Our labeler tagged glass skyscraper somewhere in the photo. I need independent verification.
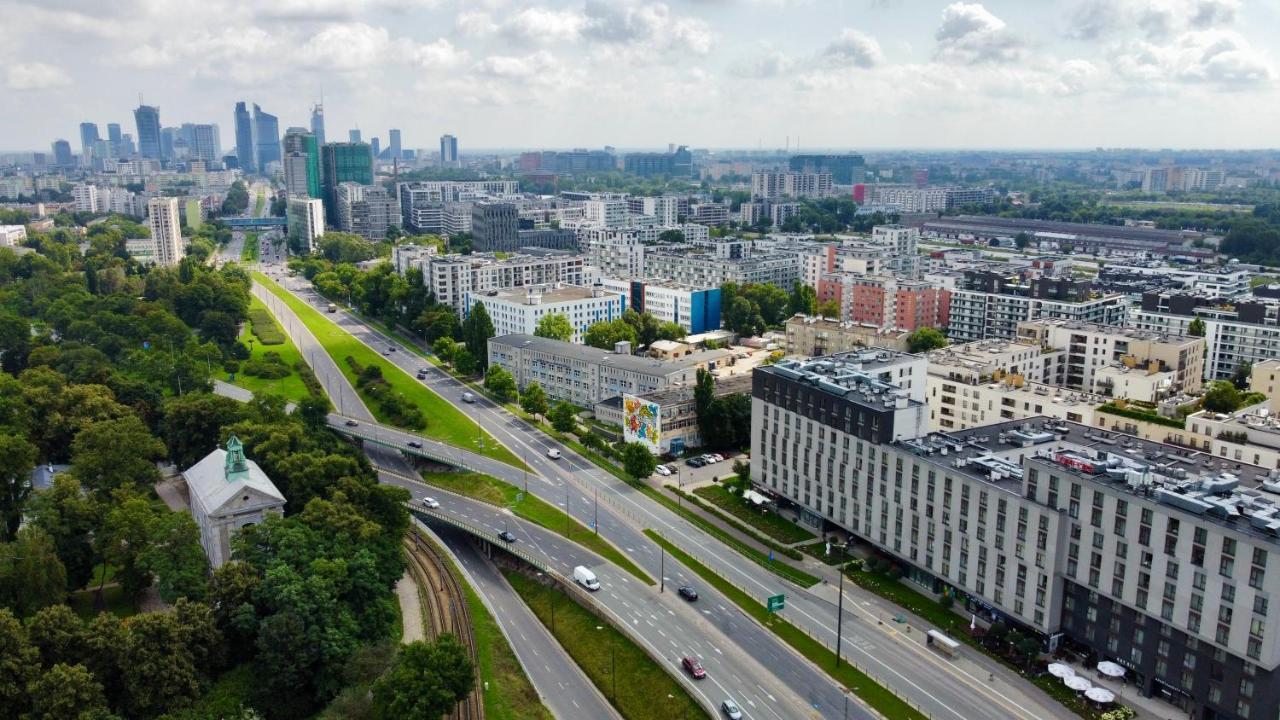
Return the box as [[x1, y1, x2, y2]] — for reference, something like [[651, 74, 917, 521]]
[[133, 104, 161, 159]]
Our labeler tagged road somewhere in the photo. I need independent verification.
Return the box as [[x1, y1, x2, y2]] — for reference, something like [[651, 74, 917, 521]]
[[262, 271, 1074, 720]]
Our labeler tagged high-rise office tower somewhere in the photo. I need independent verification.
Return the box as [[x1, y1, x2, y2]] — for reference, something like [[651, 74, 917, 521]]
[[121, 134, 137, 157], [253, 104, 281, 171], [321, 142, 373, 224], [388, 129, 401, 160], [79, 123, 100, 165], [50, 140, 73, 168], [440, 134, 457, 165], [180, 123, 221, 163], [370, 137, 381, 159], [148, 197, 184, 267], [310, 102, 325, 147], [160, 127, 178, 161], [107, 123, 122, 159], [133, 104, 162, 159], [349, 129, 362, 143], [283, 128, 322, 199], [234, 101, 255, 173]]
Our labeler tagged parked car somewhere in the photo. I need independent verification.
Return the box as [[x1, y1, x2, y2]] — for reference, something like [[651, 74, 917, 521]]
[[420, 497, 440, 509], [721, 699, 742, 719], [547, 448, 562, 459], [654, 465, 671, 476], [497, 530, 517, 543], [344, 420, 359, 427], [682, 656, 706, 679], [407, 440, 423, 449], [677, 586, 698, 601], [710, 453, 725, 463], [685, 457, 705, 468], [701, 454, 719, 464]]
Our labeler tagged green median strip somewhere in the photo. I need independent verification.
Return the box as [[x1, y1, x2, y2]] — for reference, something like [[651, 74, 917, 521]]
[[229, 295, 315, 405], [240, 231, 259, 262], [643, 530, 927, 720], [412, 527, 554, 720], [692, 484, 816, 545], [253, 272, 527, 471], [421, 472, 653, 586], [503, 569, 707, 720]]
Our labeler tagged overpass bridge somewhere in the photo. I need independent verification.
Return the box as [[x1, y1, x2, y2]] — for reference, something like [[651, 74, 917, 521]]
[[326, 413, 530, 479], [224, 216, 286, 229]]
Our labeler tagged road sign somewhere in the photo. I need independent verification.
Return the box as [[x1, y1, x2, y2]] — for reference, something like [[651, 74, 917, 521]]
[[767, 594, 785, 613]]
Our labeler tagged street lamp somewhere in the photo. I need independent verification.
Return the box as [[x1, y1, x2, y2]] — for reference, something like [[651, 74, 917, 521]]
[[596, 625, 616, 701], [836, 539, 848, 668]]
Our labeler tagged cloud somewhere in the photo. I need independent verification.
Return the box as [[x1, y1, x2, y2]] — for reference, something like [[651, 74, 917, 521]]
[[735, 49, 796, 78], [1111, 29, 1273, 89], [413, 38, 468, 68], [297, 23, 415, 70], [934, 3, 1023, 64], [6, 62, 71, 90], [1067, 0, 1242, 41], [581, 1, 714, 55], [823, 28, 884, 68], [504, 7, 586, 42]]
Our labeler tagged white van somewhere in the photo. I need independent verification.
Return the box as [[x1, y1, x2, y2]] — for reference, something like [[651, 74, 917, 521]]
[[573, 565, 600, 591]]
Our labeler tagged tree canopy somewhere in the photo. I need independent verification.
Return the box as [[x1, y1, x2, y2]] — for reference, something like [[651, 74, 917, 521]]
[[533, 313, 573, 342]]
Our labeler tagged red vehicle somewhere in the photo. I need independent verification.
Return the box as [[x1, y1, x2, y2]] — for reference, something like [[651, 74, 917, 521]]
[[682, 656, 706, 679]]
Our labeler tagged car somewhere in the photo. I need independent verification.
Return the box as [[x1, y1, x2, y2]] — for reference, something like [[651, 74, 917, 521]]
[[701, 454, 718, 464], [420, 497, 440, 509], [416, 369, 428, 378], [654, 464, 671, 476], [677, 585, 698, 601], [497, 530, 517, 543], [711, 453, 725, 462], [546, 448, 562, 459], [721, 699, 742, 719], [407, 440, 423, 449], [681, 656, 706, 679], [381, 349, 391, 356], [685, 457, 705, 468], [388, 347, 396, 352], [461, 392, 476, 404], [344, 420, 359, 427]]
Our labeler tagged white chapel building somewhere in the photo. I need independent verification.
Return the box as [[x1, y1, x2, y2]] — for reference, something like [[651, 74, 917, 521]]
[[182, 435, 286, 568]]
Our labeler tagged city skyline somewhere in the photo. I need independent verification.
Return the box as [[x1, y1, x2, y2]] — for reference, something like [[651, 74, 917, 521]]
[[2, 0, 1279, 151]]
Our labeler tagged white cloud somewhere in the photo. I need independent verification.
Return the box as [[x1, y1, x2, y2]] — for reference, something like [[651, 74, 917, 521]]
[[934, 3, 1023, 64], [504, 7, 586, 42], [456, 10, 499, 37], [823, 28, 883, 68], [735, 49, 796, 78], [297, 23, 414, 70], [1112, 29, 1272, 89], [6, 62, 71, 90], [1068, 0, 1243, 41], [413, 38, 468, 68], [581, 1, 714, 55]]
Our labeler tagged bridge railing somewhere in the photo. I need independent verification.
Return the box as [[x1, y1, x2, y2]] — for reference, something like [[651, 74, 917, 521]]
[[332, 422, 490, 474], [407, 504, 550, 573]]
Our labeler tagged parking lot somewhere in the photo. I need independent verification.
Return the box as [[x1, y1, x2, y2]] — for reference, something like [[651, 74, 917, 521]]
[[655, 452, 745, 490]]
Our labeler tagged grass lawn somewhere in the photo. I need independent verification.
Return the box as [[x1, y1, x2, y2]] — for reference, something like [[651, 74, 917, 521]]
[[253, 272, 525, 470], [693, 484, 816, 545], [503, 569, 706, 720], [240, 231, 259, 262], [67, 584, 135, 619], [644, 530, 927, 720], [253, 189, 266, 216], [229, 295, 313, 404], [420, 471, 653, 585]]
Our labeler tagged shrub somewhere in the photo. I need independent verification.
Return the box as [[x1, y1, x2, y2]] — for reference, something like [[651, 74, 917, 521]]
[[939, 594, 954, 610]]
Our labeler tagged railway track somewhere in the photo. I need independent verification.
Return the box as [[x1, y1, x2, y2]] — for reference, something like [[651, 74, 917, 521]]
[[403, 529, 484, 720]]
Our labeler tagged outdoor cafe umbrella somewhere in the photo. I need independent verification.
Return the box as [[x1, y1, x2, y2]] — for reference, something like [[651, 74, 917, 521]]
[[1065, 676, 1094, 692], [1047, 663, 1075, 679], [1085, 687, 1116, 704], [1097, 661, 1126, 678]]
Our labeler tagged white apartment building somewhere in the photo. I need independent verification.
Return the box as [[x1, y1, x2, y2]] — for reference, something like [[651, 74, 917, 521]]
[[1131, 296, 1280, 382], [635, 196, 678, 225], [870, 225, 920, 278], [72, 183, 97, 212], [769, 203, 802, 228], [595, 277, 722, 334], [468, 284, 625, 344], [582, 198, 630, 228], [870, 185, 950, 212], [751, 171, 833, 201], [948, 290, 1127, 343], [583, 227, 647, 279], [643, 247, 801, 290], [420, 251, 589, 313], [0, 225, 26, 247], [147, 196, 184, 267], [1108, 265, 1252, 299], [286, 197, 325, 253], [1016, 319, 1205, 397]]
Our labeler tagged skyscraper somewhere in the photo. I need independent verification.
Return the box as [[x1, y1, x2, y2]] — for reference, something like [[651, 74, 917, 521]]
[[310, 102, 325, 147], [50, 140, 73, 168], [321, 142, 373, 224], [180, 123, 221, 163], [160, 127, 178, 161], [283, 128, 322, 199], [388, 129, 401, 160], [107, 123, 122, 159], [253, 104, 281, 171], [133, 104, 162, 159], [79, 123, 100, 165], [349, 129, 362, 143], [370, 137, 381, 160], [148, 197, 184, 267], [440, 134, 457, 165], [234, 101, 255, 173]]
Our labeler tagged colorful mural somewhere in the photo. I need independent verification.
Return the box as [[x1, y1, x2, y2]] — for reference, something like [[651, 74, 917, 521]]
[[622, 394, 661, 452]]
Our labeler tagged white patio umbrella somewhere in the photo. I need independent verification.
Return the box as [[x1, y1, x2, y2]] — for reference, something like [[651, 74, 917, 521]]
[[1097, 661, 1126, 678], [1047, 663, 1075, 679], [1065, 675, 1093, 692], [1085, 687, 1116, 703]]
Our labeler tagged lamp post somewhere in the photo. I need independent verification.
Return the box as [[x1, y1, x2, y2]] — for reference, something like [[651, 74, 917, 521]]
[[594, 488, 598, 536], [836, 540, 848, 668], [660, 545, 665, 593]]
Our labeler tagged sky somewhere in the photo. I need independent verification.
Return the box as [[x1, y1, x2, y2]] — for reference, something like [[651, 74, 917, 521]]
[[2, 0, 1279, 152]]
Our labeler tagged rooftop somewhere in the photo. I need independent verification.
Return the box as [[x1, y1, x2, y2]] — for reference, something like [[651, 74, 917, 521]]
[[490, 334, 732, 375], [485, 283, 619, 305], [760, 350, 922, 412], [1018, 318, 1199, 345]]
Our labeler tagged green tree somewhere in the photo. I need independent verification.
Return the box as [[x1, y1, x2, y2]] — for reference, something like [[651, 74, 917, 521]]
[[370, 636, 474, 720], [162, 392, 248, 469], [140, 511, 210, 604], [583, 318, 637, 350], [29, 475, 100, 592], [621, 309, 662, 347], [207, 561, 260, 657], [655, 321, 686, 342], [432, 337, 457, 365], [694, 369, 715, 442], [1188, 317, 1206, 337], [118, 609, 205, 717], [1014, 231, 1031, 250], [1203, 380, 1243, 413], [816, 298, 841, 318], [99, 493, 159, 602], [484, 365, 518, 403], [462, 302, 495, 371], [69, 416, 166, 499], [452, 348, 477, 376], [0, 527, 67, 617], [520, 382, 548, 418], [788, 281, 817, 316], [656, 229, 685, 243], [26, 603, 85, 669], [549, 402, 577, 433], [724, 295, 764, 336], [27, 662, 111, 720], [0, 434, 37, 541], [621, 442, 657, 480], [0, 609, 37, 718], [533, 313, 573, 342], [1231, 361, 1253, 391], [906, 327, 948, 353]]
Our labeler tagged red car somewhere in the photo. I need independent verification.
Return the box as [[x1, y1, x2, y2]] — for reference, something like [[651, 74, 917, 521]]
[[682, 656, 706, 679]]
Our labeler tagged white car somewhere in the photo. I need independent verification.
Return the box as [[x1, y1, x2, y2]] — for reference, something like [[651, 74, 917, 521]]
[[547, 448, 562, 459], [654, 464, 672, 476], [701, 454, 719, 464], [721, 699, 742, 719], [420, 497, 440, 509]]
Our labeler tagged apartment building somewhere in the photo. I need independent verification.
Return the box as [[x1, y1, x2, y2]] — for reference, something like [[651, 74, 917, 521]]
[[595, 278, 722, 334], [285, 197, 325, 253], [1131, 293, 1280, 382], [784, 314, 912, 355], [688, 202, 730, 226], [751, 170, 834, 201], [335, 182, 398, 240], [419, 250, 589, 313], [0, 225, 27, 247], [817, 273, 950, 331], [583, 227, 647, 279], [1016, 319, 1205, 398], [948, 271, 1126, 343], [147, 196, 184, 267], [643, 247, 801, 290], [869, 225, 920, 278], [467, 284, 625, 345], [488, 334, 731, 406], [1105, 265, 1252, 299], [390, 242, 437, 277]]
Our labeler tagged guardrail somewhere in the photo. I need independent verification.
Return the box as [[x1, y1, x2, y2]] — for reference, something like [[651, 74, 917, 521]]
[[406, 504, 550, 574], [334, 421, 492, 474]]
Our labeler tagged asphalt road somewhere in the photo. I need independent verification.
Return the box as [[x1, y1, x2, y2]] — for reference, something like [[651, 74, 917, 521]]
[[263, 271, 1071, 720]]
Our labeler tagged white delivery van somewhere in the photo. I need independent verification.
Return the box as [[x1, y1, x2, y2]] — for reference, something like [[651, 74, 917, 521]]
[[573, 565, 600, 591]]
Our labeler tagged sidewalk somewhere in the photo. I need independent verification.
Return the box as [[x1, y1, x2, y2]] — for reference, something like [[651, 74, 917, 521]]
[[1056, 658, 1185, 720]]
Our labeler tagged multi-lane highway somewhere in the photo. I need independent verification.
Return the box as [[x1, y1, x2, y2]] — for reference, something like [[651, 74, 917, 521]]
[[256, 259, 1073, 720]]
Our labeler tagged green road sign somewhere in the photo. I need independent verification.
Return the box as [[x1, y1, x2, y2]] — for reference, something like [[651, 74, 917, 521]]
[[767, 594, 785, 613]]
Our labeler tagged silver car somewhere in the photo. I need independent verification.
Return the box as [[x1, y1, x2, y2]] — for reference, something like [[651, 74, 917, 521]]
[[721, 699, 742, 719]]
